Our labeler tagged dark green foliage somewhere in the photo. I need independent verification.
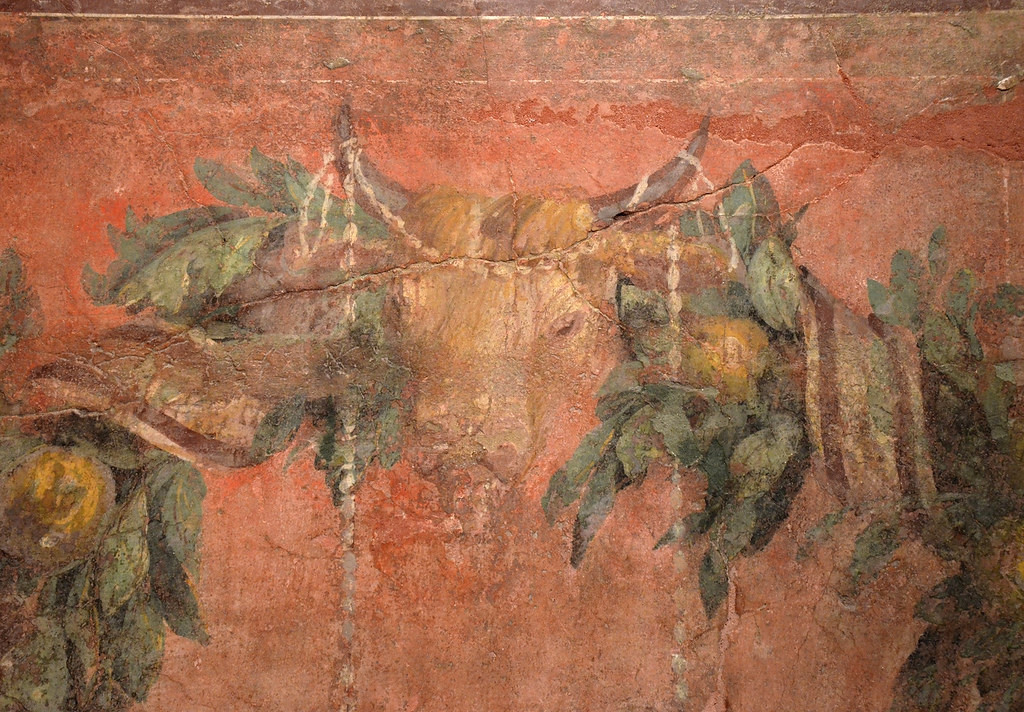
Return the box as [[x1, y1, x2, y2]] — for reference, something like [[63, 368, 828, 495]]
[[0, 420, 208, 711], [718, 160, 782, 260], [868, 250, 926, 331], [103, 592, 166, 702], [302, 288, 408, 508], [699, 547, 729, 618], [96, 488, 150, 615], [868, 230, 1024, 712], [313, 383, 406, 508], [543, 416, 625, 521], [145, 453, 208, 643], [82, 149, 389, 325], [0, 616, 69, 712], [0, 247, 42, 362], [678, 207, 721, 240], [81, 206, 244, 321], [543, 160, 809, 610], [571, 454, 623, 566], [250, 395, 307, 463]]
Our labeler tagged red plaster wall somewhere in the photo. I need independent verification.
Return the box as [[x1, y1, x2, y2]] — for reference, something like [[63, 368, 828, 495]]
[[0, 12, 1021, 712]]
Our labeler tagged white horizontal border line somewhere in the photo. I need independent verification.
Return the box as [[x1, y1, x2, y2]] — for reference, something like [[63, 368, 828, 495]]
[[70, 75, 993, 83], [5, 10, 1020, 20]]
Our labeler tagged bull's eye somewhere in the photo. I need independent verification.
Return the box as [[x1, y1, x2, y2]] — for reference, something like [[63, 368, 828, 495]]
[[550, 311, 585, 340]]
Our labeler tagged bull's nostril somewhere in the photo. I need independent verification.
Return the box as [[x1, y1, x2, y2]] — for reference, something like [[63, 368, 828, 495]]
[[551, 311, 585, 339]]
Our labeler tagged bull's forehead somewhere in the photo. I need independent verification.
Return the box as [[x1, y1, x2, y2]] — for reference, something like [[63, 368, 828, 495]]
[[398, 261, 587, 355]]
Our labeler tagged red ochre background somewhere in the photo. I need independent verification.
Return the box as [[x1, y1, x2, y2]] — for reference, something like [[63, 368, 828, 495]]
[[1, 12, 1022, 712]]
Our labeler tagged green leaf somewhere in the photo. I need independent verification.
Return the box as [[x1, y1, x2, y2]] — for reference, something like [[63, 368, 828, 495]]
[[746, 236, 801, 333], [147, 545, 209, 644], [595, 389, 646, 423], [849, 519, 899, 594], [249, 147, 296, 213], [719, 495, 760, 559], [650, 390, 701, 467], [135, 207, 242, 250], [103, 593, 166, 701], [617, 282, 670, 329], [615, 405, 660, 483], [375, 403, 402, 469], [980, 369, 1013, 448], [729, 413, 802, 499], [0, 248, 42, 360], [694, 401, 747, 451], [85, 207, 245, 309], [719, 160, 781, 260], [928, 225, 948, 279], [349, 201, 391, 240], [542, 417, 621, 521], [194, 157, 277, 212], [867, 279, 897, 325], [0, 616, 69, 712], [284, 172, 329, 224], [63, 598, 100, 703], [678, 208, 721, 239], [919, 310, 975, 392], [699, 547, 729, 618], [983, 283, 1024, 318], [96, 488, 150, 616], [118, 216, 271, 319], [654, 521, 685, 549], [250, 395, 307, 462], [889, 250, 925, 329], [570, 454, 622, 567], [699, 436, 732, 503], [145, 454, 206, 580], [944, 268, 976, 326]]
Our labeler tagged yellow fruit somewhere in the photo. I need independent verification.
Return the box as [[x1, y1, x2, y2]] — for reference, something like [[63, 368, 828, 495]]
[[681, 316, 769, 402], [0, 448, 115, 569]]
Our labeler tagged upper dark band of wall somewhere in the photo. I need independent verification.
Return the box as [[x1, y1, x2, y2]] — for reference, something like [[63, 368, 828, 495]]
[[0, 0, 1014, 16]]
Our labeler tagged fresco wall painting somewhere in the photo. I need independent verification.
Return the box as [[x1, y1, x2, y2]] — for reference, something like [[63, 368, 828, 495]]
[[1, 9, 1023, 712]]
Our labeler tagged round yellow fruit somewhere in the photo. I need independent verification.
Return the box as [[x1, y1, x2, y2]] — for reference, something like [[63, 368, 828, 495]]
[[680, 316, 770, 402], [0, 447, 115, 569]]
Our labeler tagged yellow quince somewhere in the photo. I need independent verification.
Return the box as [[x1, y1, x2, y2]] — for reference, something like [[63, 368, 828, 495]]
[[681, 316, 770, 403], [0, 448, 115, 569]]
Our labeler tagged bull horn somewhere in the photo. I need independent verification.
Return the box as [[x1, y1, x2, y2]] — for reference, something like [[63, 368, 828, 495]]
[[334, 104, 413, 222], [589, 111, 711, 229]]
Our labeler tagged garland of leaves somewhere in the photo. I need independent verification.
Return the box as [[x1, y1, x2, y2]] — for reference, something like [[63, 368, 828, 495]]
[[2, 147, 406, 711], [1, 420, 207, 712], [543, 160, 810, 618], [82, 148, 386, 326], [862, 230, 1024, 711]]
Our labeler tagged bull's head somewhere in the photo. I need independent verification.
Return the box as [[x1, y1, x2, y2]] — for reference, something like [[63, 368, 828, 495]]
[[30, 106, 714, 496]]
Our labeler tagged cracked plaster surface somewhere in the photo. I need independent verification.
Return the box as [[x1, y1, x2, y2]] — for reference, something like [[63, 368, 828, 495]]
[[0, 10, 1022, 712]]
